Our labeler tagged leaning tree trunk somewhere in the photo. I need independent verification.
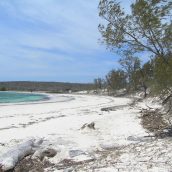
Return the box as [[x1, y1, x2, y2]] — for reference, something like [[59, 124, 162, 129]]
[[143, 84, 148, 98], [162, 92, 172, 113]]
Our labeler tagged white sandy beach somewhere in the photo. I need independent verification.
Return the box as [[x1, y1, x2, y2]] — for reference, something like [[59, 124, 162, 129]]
[[0, 94, 145, 146], [1, 94, 172, 172], [0, 94, 146, 169]]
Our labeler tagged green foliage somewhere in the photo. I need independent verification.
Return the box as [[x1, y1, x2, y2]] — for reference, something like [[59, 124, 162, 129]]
[[140, 60, 154, 87], [94, 78, 105, 90], [99, 0, 172, 96], [152, 56, 172, 93], [0, 87, 7, 91], [99, 0, 172, 59], [106, 69, 126, 90], [119, 51, 141, 91]]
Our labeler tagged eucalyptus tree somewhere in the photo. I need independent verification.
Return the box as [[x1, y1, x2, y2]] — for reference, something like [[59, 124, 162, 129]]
[[98, 0, 172, 63], [119, 50, 141, 91], [94, 78, 104, 90], [106, 69, 126, 90]]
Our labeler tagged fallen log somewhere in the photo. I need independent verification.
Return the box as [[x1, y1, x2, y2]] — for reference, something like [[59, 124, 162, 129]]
[[0, 139, 43, 171]]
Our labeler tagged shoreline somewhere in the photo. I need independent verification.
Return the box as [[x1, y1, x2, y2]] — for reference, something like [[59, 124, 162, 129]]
[[0, 92, 74, 106], [1, 94, 168, 171]]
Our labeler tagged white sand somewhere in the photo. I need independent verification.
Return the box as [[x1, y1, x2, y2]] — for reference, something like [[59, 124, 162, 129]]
[[0, 93, 151, 170], [0, 94, 145, 143]]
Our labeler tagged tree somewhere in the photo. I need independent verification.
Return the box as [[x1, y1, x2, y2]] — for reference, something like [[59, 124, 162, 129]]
[[119, 51, 141, 91], [153, 56, 172, 94], [94, 78, 104, 90], [106, 69, 126, 90], [0, 87, 7, 91], [99, 0, 172, 63], [139, 60, 154, 97]]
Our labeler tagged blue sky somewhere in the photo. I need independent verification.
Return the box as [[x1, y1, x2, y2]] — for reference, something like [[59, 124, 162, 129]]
[[0, 0, 133, 83]]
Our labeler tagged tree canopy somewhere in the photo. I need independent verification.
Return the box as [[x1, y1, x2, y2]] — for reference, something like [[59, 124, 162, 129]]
[[98, 0, 172, 95], [99, 0, 172, 62]]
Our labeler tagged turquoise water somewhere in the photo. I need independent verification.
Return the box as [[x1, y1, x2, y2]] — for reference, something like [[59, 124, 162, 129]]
[[0, 91, 48, 103]]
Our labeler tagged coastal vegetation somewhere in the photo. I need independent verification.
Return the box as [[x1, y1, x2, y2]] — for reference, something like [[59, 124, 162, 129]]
[[0, 81, 93, 93], [96, 0, 172, 98], [0, 87, 6, 91]]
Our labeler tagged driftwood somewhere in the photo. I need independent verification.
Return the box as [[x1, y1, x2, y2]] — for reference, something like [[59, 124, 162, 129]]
[[81, 122, 95, 130], [162, 93, 172, 105], [0, 139, 43, 171]]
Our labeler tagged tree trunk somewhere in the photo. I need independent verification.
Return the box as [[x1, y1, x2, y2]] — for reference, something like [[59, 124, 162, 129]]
[[143, 84, 148, 98]]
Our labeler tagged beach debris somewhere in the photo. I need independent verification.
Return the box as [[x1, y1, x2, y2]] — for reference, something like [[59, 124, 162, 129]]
[[0, 138, 43, 171], [69, 150, 86, 158], [63, 167, 74, 172], [13, 155, 44, 172], [101, 105, 128, 112], [56, 155, 95, 170], [0, 143, 5, 147], [100, 143, 120, 151], [32, 148, 57, 161], [81, 122, 95, 130]]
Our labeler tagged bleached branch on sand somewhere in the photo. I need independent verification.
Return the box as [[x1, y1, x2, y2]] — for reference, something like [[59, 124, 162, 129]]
[[0, 139, 43, 171]]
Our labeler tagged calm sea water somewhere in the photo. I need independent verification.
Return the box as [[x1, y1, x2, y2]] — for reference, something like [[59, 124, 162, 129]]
[[0, 91, 48, 103]]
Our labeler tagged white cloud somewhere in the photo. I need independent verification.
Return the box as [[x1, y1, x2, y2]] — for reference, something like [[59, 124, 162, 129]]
[[0, 0, 102, 55], [0, 0, 134, 82]]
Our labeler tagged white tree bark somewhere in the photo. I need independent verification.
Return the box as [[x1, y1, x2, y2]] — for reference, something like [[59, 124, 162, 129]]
[[0, 139, 43, 171]]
